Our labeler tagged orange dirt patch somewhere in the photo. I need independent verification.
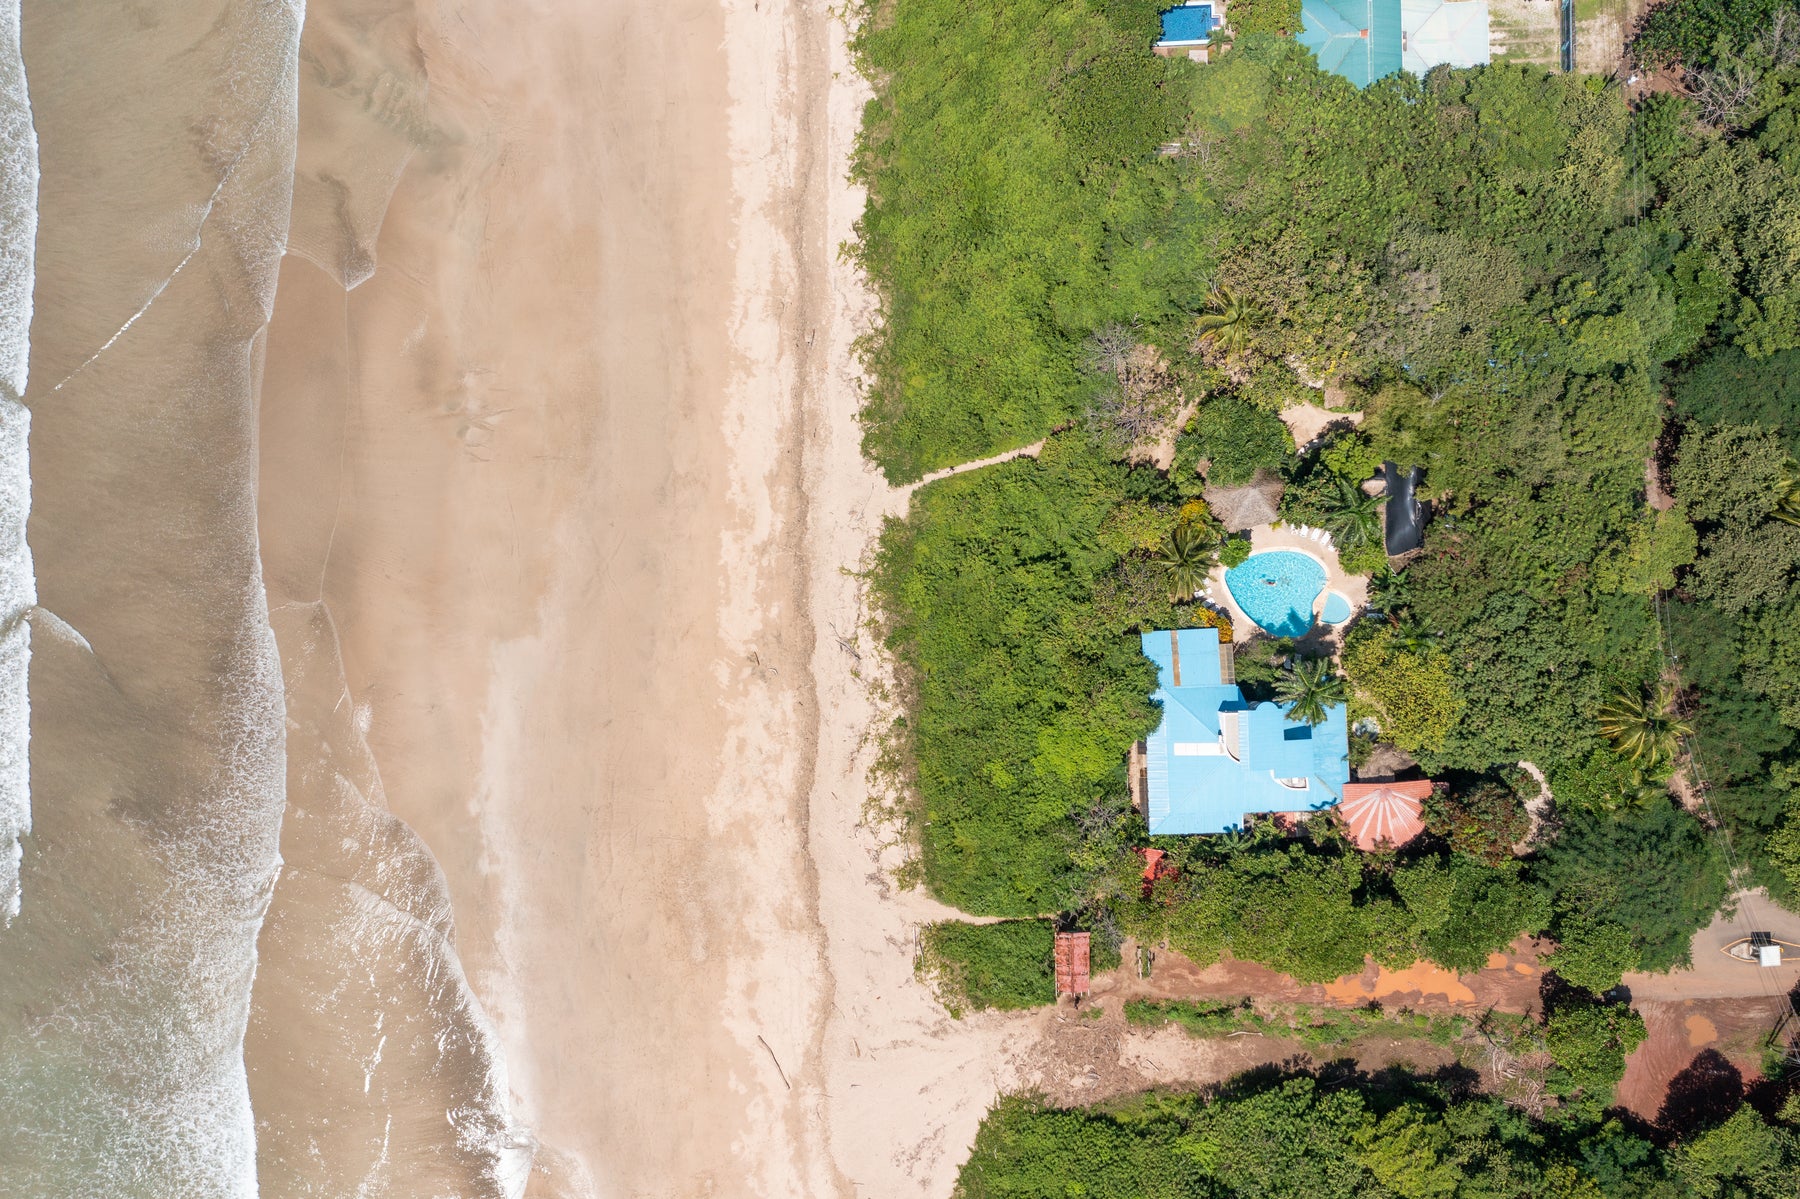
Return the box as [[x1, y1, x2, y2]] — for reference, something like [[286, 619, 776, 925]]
[[1615, 997, 1787, 1124], [1323, 961, 1476, 1006], [1120, 935, 1550, 1016]]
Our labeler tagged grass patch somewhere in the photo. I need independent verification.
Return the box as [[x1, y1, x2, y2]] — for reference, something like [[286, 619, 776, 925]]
[[1123, 997, 1470, 1048], [918, 920, 1056, 1016]]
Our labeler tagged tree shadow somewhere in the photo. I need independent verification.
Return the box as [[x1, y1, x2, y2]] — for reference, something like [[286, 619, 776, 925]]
[[1656, 1048, 1744, 1135]]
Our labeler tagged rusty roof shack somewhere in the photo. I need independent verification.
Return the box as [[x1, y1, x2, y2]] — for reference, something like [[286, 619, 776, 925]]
[[1054, 931, 1090, 999]]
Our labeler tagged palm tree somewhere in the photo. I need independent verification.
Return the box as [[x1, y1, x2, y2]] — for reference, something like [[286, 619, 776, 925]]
[[1193, 286, 1265, 356], [1605, 768, 1671, 813], [1366, 566, 1410, 616], [1772, 462, 1800, 528], [1323, 474, 1384, 554], [1276, 655, 1348, 727], [1154, 523, 1213, 600], [1597, 683, 1692, 769], [1390, 611, 1440, 653]]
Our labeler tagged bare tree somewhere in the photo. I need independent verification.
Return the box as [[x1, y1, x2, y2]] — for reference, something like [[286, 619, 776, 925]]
[[1687, 12, 1800, 128], [1082, 325, 1178, 451], [1691, 59, 1761, 126], [1756, 9, 1800, 67]]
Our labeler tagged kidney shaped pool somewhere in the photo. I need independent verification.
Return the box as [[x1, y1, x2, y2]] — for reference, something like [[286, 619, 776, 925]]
[[1224, 550, 1327, 638]]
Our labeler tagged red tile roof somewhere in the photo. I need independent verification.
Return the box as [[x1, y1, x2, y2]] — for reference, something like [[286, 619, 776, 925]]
[[1338, 780, 1431, 851]]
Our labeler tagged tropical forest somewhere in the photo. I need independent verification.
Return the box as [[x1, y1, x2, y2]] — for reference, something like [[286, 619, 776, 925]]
[[854, 0, 1800, 1190]]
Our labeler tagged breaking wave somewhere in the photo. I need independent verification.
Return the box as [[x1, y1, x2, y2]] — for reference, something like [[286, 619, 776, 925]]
[[0, 0, 35, 926]]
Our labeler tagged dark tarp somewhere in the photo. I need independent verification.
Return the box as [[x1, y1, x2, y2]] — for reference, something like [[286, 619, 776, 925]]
[[1383, 461, 1428, 555]]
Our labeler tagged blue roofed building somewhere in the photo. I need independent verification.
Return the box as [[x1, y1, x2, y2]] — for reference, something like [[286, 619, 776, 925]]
[[1297, 0, 1489, 88], [1131, 627, 1350, 834], [1155, 3, 1221, 59]]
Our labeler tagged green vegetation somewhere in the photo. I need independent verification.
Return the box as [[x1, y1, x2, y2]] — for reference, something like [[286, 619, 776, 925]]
[[1632, 0, 1797, 69], [1226, 0, 1303, 38], [1541, 997, 1647, 1118], [1174, 395, 1293, 488], [1675, 348, 1800, 454], [1597, 684, 1693, 769], [1274, 656, 1346, 727], [850, 0, 1195, 481], [862, 0, 1800, 993], [917, 919, 1055, 1015], [1534, 803, 1731, 975], [1125, 997, 1468, 1048], [958, 1074, 1800, 1198], [1422, 775, 1531, 866], [1340, 625, 1463, 756], [1128, 989, 1643, 1117], [1109, 834, 1548, 981]]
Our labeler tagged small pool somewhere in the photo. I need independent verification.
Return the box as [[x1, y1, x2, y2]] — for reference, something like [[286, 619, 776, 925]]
[[1224, 551, 1327, 638], [1321, 591, 1354, 625]]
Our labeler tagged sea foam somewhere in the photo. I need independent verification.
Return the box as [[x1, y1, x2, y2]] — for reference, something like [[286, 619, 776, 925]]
[[0, 0, 36, 925]]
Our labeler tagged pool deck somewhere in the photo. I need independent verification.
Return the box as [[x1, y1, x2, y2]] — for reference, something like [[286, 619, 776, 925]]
[[1201, 524, 1369, 649]]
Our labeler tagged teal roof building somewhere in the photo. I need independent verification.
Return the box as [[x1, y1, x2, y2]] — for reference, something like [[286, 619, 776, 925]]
[[1298, 0, 1490, 88], [1136, 628, 1349, 835]]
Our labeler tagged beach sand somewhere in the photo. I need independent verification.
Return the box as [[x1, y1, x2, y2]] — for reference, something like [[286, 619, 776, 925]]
[[253, 0, 1043, 1194]]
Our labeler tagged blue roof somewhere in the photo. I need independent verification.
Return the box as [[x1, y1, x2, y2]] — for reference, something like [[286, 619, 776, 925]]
[[1298, 0, 1491, 87], [1140, 628, 1350, 835], [1297, 0, 1404, 88], [1158, 4, 1214, 44]]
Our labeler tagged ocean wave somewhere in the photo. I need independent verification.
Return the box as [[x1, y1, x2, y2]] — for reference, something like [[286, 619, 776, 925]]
[[0, 0, 35, 927]]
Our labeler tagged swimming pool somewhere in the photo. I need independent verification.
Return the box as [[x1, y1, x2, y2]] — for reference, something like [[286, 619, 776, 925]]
[[1321, 591, 1354, 625], [1224, 550, 1327, 638]]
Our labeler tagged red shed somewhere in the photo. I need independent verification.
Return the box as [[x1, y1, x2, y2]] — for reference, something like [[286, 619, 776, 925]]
[[1054, 931, 1090, 998]]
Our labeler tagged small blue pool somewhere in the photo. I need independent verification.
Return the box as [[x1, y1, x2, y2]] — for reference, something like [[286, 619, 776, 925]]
[[1322, 591, 1354, 625], [1225, 550, 1327, 638]]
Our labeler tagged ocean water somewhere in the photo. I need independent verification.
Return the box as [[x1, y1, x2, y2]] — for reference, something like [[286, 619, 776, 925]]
[[0, 0, 35, 930], [0, 2, 533, 1195]]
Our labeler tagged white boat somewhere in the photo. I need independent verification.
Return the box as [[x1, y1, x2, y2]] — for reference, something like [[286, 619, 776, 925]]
[[1720, 932, 1800, 967]]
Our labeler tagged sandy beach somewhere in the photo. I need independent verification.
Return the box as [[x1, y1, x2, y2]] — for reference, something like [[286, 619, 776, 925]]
[[252, 0, 1041, 1193]]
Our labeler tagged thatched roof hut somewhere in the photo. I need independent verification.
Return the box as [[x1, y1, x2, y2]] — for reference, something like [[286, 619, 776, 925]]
[[1203, 469, 1284, 532]]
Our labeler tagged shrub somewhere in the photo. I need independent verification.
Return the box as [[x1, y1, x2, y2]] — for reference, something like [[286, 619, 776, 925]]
[[1124, 998, 1467, 1047], [1226, 0, 1303, 37], [874, 435, 1165, 914], [1423, 777, 1531, 865], [918, 920, 1055, 1016], [1340, 626, 1464, 756], [1338, 541, 1388, 576], [1413, 857, 1551, 974], [1117, 841, 1543, 981], [1532, 802, 1731, 973], [850, 0, 1194, 480], [1544, 998, 1648, 1116], [956, 1074, 1700, 1198], [1179, 395, 1293, 487], [1219, 535, 1252, 568]]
